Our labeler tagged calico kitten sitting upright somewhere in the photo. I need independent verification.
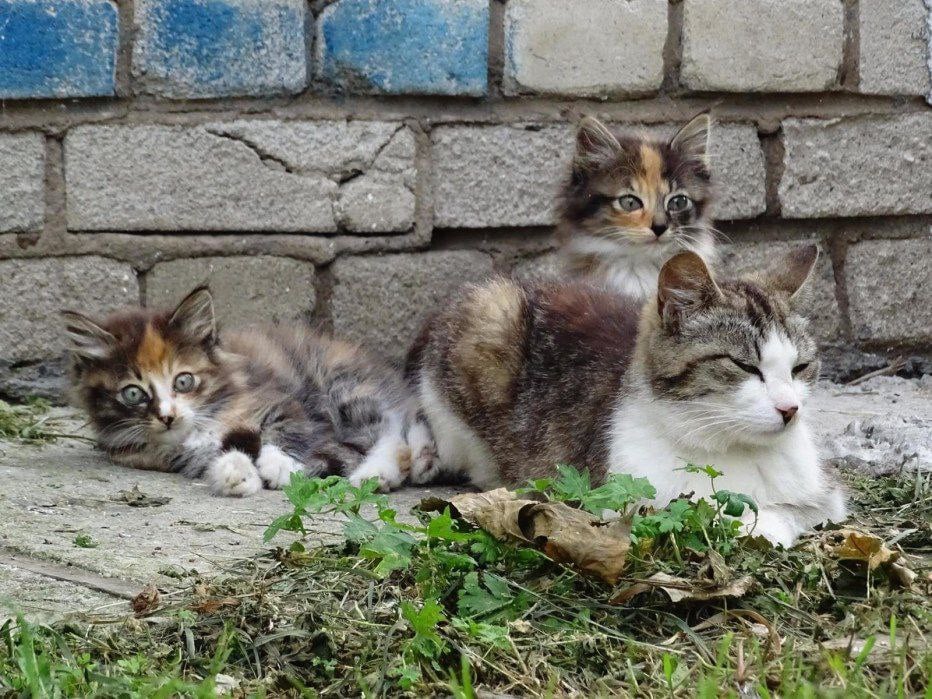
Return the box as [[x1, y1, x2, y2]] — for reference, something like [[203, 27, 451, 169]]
[[408, 246, 846, 547], [63, 287, 435, 496], [557, 113, 717, 299]]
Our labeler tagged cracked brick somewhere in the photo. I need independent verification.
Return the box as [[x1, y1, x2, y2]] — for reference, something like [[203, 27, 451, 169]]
[[65, 121, 416, 233]]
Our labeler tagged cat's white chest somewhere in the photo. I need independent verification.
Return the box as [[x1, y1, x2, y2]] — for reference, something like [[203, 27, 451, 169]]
[[608, 402, 843, 546]]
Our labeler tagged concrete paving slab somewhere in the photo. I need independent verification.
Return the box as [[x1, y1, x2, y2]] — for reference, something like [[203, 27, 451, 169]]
[[0, 378, 928, 620]]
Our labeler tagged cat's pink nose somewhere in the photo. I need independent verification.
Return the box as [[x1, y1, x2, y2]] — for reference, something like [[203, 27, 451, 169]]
[[158, 414, 175, 429], [776, 405, 798, 425]]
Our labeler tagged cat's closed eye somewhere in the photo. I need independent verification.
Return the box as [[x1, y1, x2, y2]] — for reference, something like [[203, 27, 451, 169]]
[[729, 357, 763, 380], [792, 362, 811, 375]]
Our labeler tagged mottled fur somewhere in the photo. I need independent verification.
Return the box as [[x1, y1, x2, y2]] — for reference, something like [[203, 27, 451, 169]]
[[64, 287, 436, 496], [411, 247, 846, 546], [557, 113, 718, 300]]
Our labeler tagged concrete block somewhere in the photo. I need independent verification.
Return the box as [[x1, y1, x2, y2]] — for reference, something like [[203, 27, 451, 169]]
[[681, 0, 844, 92], [0, 257, 138, 364], [504, 0, 666, 97], [317, 0, 488, 96], [846, 237, 932, 344], [65, 121, 415, 232], [330, 251, 494, 361], [859, 0, 931, 96], [132, 0, 308, 98], [145, 256, 316, 329], [0, 133, 44, 233], [0, 0, 117, 98], [779, 114, 932, 217]]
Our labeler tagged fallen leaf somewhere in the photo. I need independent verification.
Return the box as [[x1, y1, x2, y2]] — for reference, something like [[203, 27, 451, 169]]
[[423, 488, 632, 585], [823, 529, 898, 569], [111, 485, 171, 508], [131, 584, 160, 616], [191, 596, 240, 614], [611, 572, 755, 605]]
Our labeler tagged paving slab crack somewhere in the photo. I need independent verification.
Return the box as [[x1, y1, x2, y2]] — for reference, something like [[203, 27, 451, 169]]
[[0, 549, 141, 601]]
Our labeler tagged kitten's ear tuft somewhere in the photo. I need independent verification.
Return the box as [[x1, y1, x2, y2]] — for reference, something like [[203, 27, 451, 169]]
[[762, 245, 819, 300], [658, 252, 721, 320], [169, 285, 217, 346], [61, 311, 116, 360], [670, 112, 712, 168], [574, 116, 621, 171]]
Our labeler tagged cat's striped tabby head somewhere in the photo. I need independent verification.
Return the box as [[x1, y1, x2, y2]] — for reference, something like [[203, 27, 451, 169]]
[[558, 113, 716, 279], [62, 287, 232, 451], [638, 246, 820, 449]]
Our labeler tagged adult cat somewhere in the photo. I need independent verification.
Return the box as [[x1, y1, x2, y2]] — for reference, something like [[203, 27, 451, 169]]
[[408, 247, 846, 547]]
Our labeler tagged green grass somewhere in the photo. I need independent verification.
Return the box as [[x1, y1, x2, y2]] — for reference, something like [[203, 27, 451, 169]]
[[0, 469, 929, 698]]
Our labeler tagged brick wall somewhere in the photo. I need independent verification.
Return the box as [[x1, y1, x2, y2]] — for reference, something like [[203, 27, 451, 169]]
[[0, 0, 930, 399]]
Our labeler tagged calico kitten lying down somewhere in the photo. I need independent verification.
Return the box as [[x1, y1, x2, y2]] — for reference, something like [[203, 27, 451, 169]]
[[409, 246, 846, 547], [63, 287, 435, 496], [557, 113, 717, 300]]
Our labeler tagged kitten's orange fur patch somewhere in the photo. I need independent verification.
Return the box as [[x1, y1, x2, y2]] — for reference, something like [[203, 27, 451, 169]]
[[136, 324, 171, 371]]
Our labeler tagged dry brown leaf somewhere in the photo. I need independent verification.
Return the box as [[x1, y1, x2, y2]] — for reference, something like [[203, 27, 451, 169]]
[[831, 529, 896, 570], [429, 488, 632, 585], [191, 596, 240, 614], [131, 584, 160, 616], [611, 572, 756, 605]]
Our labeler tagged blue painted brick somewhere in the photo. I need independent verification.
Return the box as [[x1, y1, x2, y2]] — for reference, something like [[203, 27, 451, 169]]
[[133, 0, 308, 98], [0, 0, 117, 99], [317, 0, 488, 96]]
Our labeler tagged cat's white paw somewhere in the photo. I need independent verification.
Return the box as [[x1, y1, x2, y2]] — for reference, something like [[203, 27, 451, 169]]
[[256, 445, 304, 489], [208, 451, 262, 497], [348, 444, 408, 493], [407, 423, 439, 485]]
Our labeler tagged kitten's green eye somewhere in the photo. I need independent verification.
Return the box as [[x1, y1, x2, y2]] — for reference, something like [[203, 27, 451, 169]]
[[120, 385, 148, 405], [729, 357, 763, 380], [667, 194, 692, 213], [173, 372, 196, 393], [614, 194, 643, 212], [792, 362, 811, 375]]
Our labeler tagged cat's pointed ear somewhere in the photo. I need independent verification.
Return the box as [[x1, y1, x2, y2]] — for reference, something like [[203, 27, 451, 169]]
[[574, 116, 621, 171], [670, 112, 712, 168], [168, 285, 217, 346], [61, 311, 116, 360], [658, 252, 722, 321], [761, 245, 819, 301]]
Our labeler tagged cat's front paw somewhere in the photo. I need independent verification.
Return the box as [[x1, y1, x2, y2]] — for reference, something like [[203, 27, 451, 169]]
[[256, 445, 304, 489], [348, 447, 407, 493], [406, 422, 439, 485], [208, 451, 262, 497]]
